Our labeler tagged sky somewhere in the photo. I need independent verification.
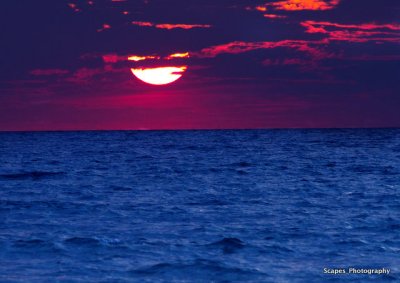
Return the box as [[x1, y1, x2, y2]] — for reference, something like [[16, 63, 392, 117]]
[[0, 0, 399, 131]]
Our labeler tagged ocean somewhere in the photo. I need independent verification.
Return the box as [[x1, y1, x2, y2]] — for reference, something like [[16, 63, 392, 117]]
[[0, 129, 399, 282]]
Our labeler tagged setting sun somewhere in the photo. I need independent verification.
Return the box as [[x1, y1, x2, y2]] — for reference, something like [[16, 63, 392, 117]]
[[130, 66, 187, 85]]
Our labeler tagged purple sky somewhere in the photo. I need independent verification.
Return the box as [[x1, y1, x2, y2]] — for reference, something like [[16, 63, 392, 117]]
[[1, 0, 399, 131]]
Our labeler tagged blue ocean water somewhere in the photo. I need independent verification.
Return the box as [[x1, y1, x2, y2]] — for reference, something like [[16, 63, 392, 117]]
[[0, 129, 399, 282]]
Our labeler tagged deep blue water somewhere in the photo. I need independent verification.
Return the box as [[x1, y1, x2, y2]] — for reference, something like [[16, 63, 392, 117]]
[[0, 129, 399, 282]]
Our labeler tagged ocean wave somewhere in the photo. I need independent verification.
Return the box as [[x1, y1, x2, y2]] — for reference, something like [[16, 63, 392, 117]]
[[131, 259, 263, 278], [12, 239, 63, 253], [230, 161, 253, 168], [0, 171, 64, 181], [208, 237, 245, 254], [63, 236, 124, 248], [64, 237, 101, 246]]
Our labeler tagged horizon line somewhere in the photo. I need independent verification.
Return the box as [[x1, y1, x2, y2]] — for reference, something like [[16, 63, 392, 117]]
[[0, 126, 399, 134]]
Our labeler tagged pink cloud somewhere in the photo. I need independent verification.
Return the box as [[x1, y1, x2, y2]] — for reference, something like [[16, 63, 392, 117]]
[[301, 21, 400, 43], [268, 0, 340, 11], [67, 3, 81, 13], [196, 40, 332, 60], [247, 0, 340, 13], [131, 21, 153, 27], [102, 54, 128, 63], [263, 14, 287, 19], [132, 21, 211, 30], [97, 23, 111, 32]]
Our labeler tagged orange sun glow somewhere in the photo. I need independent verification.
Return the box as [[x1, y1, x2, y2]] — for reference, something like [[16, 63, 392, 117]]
[[131, 66, 187, 85]]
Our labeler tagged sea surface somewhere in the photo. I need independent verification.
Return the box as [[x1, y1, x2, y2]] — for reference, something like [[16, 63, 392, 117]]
[[0, 129, 399, 282]]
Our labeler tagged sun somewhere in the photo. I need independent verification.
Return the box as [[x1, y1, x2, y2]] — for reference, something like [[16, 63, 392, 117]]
[[131, 66, 187, 86]]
